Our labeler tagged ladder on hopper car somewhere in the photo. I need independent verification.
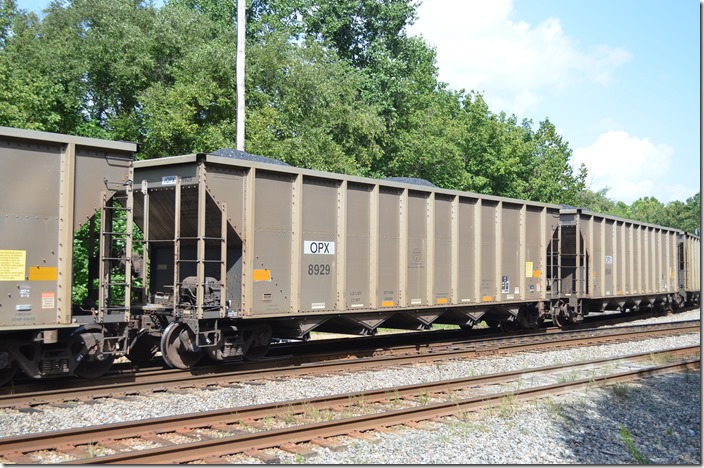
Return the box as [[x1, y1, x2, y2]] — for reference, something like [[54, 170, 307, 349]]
[[97, 178, 134, 323], [169, 172, 228, 321]]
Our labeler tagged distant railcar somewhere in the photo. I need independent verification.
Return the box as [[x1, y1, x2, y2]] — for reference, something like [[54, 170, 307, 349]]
[[681, 231, 701, 303], [547, 208, 698, 326]]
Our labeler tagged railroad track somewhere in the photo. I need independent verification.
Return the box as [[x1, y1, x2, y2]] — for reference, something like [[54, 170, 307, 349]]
[[0, 346, 698, 464], [0, 306, 684, 392], [0, 319, 698, 409]]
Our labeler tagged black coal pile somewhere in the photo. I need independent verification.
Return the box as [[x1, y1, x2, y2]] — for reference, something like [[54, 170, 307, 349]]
[[383, 177, 438, 188], [211, 148, 291, 167]]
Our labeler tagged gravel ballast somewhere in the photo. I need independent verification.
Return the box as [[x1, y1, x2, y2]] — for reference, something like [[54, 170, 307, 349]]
[[0, 309, 699, 464]]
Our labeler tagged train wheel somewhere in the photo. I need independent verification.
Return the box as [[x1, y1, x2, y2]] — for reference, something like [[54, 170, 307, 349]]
[[653, 303, 666, 316], [74, 355, 116, 379], [0, 365, 17, 387], [160, 322, 202, 369], [0, 350, 16, 386], [71, 330, 116, 379], [516, 305, 541, 330], [243, 324, 272, 361], [533, 316, 545, 328], [551, 311, 568, 328], [127, 334, 159, 366]]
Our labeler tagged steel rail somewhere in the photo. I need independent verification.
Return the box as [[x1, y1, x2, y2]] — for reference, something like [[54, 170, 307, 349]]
[[0, 321, 698, 409], [65, 357, 700, 464], [0, 346, 697, 460]]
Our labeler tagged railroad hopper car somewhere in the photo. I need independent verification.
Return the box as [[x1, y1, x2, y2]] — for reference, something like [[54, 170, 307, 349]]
[[0, 126, 136, 385], [128, 152, 565, 369], [0, 126, 700, 385], [681, 231, 701, 302], [548, 209, 700, 326]]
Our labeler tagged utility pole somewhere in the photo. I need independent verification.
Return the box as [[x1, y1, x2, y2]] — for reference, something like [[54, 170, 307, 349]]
[[236, 0, 246, 151]]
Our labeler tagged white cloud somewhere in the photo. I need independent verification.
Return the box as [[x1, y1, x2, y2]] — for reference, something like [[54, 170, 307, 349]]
[[572, 130, 679, 204], [407, 0, 631, 115]]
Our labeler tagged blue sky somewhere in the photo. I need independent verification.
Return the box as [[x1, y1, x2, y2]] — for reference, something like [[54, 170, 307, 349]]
[[18, 0, 701, 204], [406, 0, 700, 204]]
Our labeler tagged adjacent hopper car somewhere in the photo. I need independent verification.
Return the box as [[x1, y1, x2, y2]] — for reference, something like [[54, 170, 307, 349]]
[[0, 127, 699, 385]]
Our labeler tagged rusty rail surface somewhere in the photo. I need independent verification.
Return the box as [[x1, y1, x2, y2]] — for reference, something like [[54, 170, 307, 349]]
[[0, 320, 698, 410], [86, 359, 700, 464], [0, 346, 698, 464]]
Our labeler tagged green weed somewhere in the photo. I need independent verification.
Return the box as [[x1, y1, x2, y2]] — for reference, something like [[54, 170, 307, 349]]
[[610, 382, 630, 398], [619, 425, 650, 464], [544, 398, 564, 418], [497, 393, 519, 418], [649, 352, 672, 365]]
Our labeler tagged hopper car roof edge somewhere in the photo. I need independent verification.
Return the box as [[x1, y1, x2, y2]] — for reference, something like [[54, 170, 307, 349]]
[[561, 207, 696, 235], [134, 152, 565, 210], [0, 126, 138, 153]]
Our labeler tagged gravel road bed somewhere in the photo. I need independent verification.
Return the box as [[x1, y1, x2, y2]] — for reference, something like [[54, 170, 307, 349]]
[[0, 309, 699, 464]]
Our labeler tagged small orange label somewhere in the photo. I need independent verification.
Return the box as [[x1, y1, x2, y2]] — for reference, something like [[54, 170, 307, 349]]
[[29, 266, 58, 281], [482, 295, 493, 302], [253, 269, 271, 282], [436, 298, 448, 304], [381, 300, 395, 307]]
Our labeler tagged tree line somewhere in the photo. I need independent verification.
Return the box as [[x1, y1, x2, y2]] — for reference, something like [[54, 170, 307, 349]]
[[0, 0, 699, 233]]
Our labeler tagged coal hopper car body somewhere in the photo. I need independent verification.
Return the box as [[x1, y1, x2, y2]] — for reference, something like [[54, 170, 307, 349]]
[[130, 152, 565, 367], [0, 126, 699, 384]]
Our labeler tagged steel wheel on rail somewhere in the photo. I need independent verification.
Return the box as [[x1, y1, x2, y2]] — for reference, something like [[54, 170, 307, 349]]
[[551, 311, 568, 328], [242, 324, 272, 361], [550, 302, 570, 328], [0, 367, 17, 387], [74, 354, 115, 379], [160, 322, 203, 369], [126, 331, 159, 366], [70, 329, 116, 379], [0, 350, 17, 387]]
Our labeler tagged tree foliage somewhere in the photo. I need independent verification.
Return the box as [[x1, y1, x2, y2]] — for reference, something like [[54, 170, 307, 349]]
[[1, 0, 696, 235], [576, 189, 700, 234]]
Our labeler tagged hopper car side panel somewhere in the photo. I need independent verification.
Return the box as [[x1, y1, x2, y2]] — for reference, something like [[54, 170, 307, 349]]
[[683, 232, 700, 300], [134, 154, 562, 338], [552, 208, 695, 319], [0, 126, 136, 382], [0, 127, 135, 328]]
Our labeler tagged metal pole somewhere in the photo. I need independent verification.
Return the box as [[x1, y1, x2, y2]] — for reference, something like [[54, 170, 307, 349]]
[[236, 0, 246, 151]]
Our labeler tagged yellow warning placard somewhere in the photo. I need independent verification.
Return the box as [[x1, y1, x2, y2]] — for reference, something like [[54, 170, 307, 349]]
[[525, 262, 533, 278], [0, 250, 26, 281]]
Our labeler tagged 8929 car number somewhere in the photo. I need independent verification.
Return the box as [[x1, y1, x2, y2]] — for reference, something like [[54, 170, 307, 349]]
[[308, 264, 331, 275]]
